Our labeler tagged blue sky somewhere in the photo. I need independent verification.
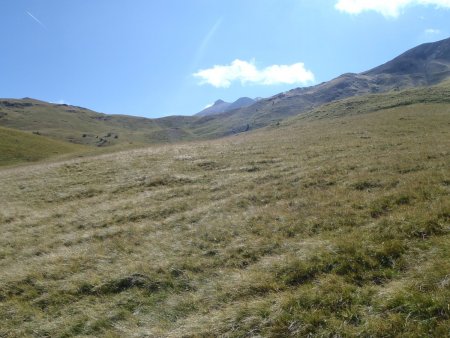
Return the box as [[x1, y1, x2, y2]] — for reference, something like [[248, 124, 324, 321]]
[[1, 0, 450, 117]]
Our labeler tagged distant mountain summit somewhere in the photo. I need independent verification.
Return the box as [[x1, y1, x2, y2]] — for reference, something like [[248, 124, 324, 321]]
[[2, 37, 450, 145], [222, 37, 450, 124], [364, 37, 450, 83], [196, 97, 256, 116]]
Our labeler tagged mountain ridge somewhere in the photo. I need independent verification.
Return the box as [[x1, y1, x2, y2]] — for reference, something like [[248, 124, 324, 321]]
[[221, 37, 450, 128], [1, 37, 450, 146], [196, 97, 256, 117]]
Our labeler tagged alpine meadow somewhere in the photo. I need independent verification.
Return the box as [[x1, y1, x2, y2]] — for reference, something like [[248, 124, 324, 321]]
[[1, 3, 450, 337], [1, 81, 449, 336]]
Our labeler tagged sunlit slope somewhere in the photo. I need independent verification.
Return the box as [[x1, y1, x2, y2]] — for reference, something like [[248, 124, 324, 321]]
[[1, 74, 450, 148], [294, 78, 450, 121], [0, 126, 87, 166], [0, 91, 449, 336], [202, 37, 450, 135], [0, 98, 195, 146], [166, 79, 450, 141]]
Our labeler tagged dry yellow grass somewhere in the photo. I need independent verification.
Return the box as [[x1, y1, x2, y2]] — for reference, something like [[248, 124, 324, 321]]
[[0, 96, 449, 336]]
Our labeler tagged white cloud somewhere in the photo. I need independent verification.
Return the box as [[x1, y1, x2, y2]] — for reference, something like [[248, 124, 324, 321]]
[[424, 28, 441, 34], [335, 0, 450, 17], [193, 59, 315, 88], [204, 103, 213, 109], [51, 99, 69, 105]]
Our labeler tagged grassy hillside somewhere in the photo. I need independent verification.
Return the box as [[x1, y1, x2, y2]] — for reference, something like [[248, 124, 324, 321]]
[[0, 126, 87, 166], [2, 76, 450, 150], [208, 37, 450, 135], [0, 97, 256, 146], [197, 78, 450, 137], [294, 79, 450, 121], [0, 98, 196, 147], [0, 88, 448, 336]]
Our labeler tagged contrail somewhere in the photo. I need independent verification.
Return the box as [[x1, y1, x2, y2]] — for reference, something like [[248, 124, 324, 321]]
[[191, 18, 223, 70], [26, 11, 47, 29]]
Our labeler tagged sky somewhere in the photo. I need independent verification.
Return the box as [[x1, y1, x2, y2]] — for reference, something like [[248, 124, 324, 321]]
[[1, 0, 450, 118]]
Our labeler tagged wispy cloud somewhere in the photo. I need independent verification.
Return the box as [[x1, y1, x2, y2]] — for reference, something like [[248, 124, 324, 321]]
[[51, 99, 70, 105], [424, 28, 441, 34], [26, 11, 47, 29], [192, 19, 222, 69], [335, 0, 450, 18], [194, 59, 315, 88]]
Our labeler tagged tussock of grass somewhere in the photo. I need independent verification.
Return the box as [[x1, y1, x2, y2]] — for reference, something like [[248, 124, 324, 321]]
[[0, 94, 449, 336]]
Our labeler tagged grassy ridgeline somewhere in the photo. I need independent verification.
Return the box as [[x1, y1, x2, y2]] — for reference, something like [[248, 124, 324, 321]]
[[2, 81, 450, 149], [0, 126, 87, 166], [0, 96, 449, 336]]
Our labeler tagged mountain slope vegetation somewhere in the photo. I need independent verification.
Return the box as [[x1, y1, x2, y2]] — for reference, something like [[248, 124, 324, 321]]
[[1, 84, 449, 337], [0, 98, 196, 147], [2, 38, 450, 147], [212, 36, 450, 133], [0, 126, 87, 166]]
